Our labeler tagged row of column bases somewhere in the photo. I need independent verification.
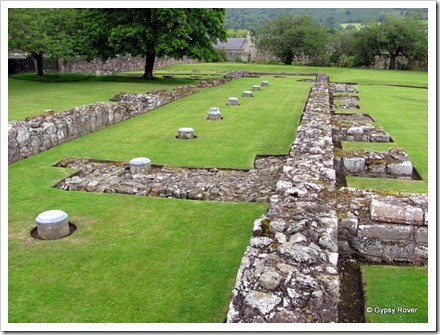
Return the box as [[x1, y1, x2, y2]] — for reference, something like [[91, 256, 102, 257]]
[[33, 80, 270, 239]]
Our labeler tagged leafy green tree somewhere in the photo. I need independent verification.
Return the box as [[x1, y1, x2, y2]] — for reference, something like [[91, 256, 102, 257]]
[[328, 30, 355, 67], [79, 9, 227, 79], [226, 29, 249, 38], [8, 8, 79, 76], [351, 16, 427, 69], [256, 13, 328, 65]]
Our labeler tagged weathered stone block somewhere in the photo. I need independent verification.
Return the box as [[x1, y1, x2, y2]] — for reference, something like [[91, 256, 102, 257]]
[[16, 127, 30, 144], [244, 290, 282, 315], [129, 157, 152, 175], [177, 127, 195, 139], [250, 236, 273, 249], [370, 196, 424, 224], [346, 86, 357, 93], [351, 237, 384, 257], [415, 227, 428, 244], [343, 157, 365, 173], [269, 219, 286, 233], [259, 271, 281, 290], [367, 162, 386, 174], [370, 133, 390, 142], [340, 218, 358, 235], [387, 161, 413, 176], [358, 223, 412, 240], [413, 245, 428, 260], [278, 243, 320, 264], [346, 98, 357, 108], [383, 242, 414, 262]]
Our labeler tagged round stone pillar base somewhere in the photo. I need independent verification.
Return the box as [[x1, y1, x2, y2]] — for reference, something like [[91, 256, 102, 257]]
[[242, 91, 253, 97], [130, 157, 152, 175], [228, 97, 239, 105], [208, 107, 222, 120], [178, 127, 195, 139], [36, 210, 70, 240]]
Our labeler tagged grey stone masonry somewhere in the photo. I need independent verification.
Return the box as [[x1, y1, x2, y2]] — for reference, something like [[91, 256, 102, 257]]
[[55, 156, 285, 203], [335, 148, 414, 179], [227, 74, 341, 323], [337, 189, 428, 263]]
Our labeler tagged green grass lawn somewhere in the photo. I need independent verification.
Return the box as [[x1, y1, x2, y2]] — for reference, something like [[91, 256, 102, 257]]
[[8, 64, 429, 324], [8, 74, 199, 121], [344, 84, 428, 193], [158, 63, 428, 87], [8, 75, 313, 323], [362, 265, 428, 323]]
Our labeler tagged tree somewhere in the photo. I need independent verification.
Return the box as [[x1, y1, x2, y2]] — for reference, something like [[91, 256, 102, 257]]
[[348, 20, 381, 67], [256, 13, 328, 65], [8, 8, 79, 76], [79, 9, 227, 79], [328, 30, 355, 67], [226, 29, 250, 38], [351, 16, 427, 69]]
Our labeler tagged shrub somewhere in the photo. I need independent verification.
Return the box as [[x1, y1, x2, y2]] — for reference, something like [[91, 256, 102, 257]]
[[234, 55, 244, 63]]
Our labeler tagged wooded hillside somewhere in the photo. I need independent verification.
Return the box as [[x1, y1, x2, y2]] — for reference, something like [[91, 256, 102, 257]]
[[225, 8, 428, 31]]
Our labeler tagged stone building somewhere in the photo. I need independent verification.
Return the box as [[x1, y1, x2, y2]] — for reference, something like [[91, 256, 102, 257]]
[[214, 32, 255, 62]]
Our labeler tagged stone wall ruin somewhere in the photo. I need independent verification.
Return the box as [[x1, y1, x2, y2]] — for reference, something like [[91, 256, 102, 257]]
[[8, 79, 230, 164], [9, 71, 428, 323]]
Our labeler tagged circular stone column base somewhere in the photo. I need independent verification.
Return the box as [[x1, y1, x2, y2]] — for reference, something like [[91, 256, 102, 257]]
[[130, 157, 152, 175], [208, 107, 222, 120], [228, 97, 239, 105], [242, 91, 253, 97], [36, 210, 70, 240], [177, 127, 195, 139]]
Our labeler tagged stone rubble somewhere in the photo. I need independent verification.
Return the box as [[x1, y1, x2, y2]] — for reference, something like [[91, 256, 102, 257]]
[[55, 156, 285, 203]]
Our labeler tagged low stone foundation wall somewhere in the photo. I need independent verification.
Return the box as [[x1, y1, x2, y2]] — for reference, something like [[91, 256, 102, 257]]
[[58, 55, 198, 75], [54, 156, 284, 203], [227, 74, 341, 323], [8, 85, 199, 164], [226, 75, 428, 323], [335, 148, 414, 179]]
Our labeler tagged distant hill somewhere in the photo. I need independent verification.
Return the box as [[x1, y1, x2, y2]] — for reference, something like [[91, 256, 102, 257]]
[[224, 8, 428, 31]]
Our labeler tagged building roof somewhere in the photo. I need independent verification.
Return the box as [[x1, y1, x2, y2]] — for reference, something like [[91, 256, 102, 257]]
[[215, 38, 247, 51]]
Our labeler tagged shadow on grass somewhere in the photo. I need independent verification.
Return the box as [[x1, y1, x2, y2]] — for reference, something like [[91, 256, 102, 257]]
[[9, 73, 199, 85]]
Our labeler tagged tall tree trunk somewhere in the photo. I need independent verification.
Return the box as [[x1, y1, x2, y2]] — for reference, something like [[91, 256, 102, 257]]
[[389, 54, 397, 70], [31, 52, 44, 76], [141, 52, 156, 79], [141, 8, 156, 80]]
